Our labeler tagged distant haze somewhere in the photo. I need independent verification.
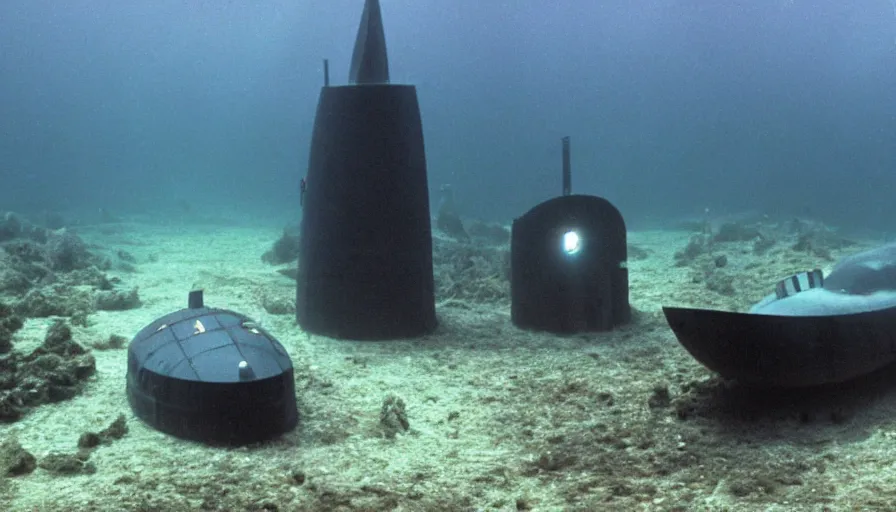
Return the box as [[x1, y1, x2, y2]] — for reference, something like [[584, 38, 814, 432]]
[[1, 1, 894, 229]]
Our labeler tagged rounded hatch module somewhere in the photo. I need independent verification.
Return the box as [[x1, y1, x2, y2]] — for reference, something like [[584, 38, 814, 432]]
[[126, 290, 298, 445]]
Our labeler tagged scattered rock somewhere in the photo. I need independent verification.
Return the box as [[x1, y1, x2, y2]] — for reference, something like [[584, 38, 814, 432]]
[[116, 250, 136, 263], [95, 287, 141, 311], [0, 320, 95, 423], [0, 268, 31, 295], [78, 414, 128, 449], [673, 235, 710, 266], [2, 239, 52, 273], [46, 231, 92, 272], [0, 303, 24, 354], [437, 212, 469, 241], [290, 469, 306, 486], [380, 395, 409, 439], [705, 271, 735, 296], [752, 236, 775, 254], [15, 287, 93, 318], [38, 452, 96, 476], [712, 222, 760, 243], [434, 240, 509, 303], [648, 383, 671, 409], [262, 226, 301, 265], [713, 254, 728, 268], [90, 334, 128, 350], [262, 294, 296, 315], [0, 437, 36, 477], [436, 185, 469, 241], [0, 212, 138, 325], [467, 221, 510, 245]]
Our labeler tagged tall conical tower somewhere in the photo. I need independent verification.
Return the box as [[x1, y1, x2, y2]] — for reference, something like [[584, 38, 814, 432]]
[[296, 0, 437, 340]]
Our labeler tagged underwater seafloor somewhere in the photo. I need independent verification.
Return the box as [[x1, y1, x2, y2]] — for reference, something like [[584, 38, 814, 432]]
[[2, 211, 896, 511]]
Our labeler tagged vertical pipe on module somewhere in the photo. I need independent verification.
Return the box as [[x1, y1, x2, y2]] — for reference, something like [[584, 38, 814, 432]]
[[562, 136, 571, 196]]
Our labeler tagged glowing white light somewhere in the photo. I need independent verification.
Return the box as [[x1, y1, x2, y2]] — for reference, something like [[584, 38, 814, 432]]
[[562, 230, 582, 255]]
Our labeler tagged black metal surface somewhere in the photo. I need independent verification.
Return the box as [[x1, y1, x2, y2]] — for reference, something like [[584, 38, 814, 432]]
[[297, 84, 436, 340], [188, 289, 204, 309], [349, 0, 389, 84], [126, 307, 298, 444], [511, 194, 630, 333], [662, 305, 896, 387]]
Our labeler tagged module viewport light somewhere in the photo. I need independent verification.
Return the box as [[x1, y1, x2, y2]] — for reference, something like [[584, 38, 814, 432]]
[[562, 230, 582, 256]]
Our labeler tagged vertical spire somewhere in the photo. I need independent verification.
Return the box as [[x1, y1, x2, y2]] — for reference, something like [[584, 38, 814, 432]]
[[349, 0, 390, 84]]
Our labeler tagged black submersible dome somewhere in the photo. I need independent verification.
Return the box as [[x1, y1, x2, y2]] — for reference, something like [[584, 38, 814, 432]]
[[511, 137, 631, 333], [126, 290, 298, 445], [296, 0, 436, 340]]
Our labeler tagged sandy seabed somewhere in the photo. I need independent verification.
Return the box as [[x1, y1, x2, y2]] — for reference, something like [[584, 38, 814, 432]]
[[3, 219, 896, 512]]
